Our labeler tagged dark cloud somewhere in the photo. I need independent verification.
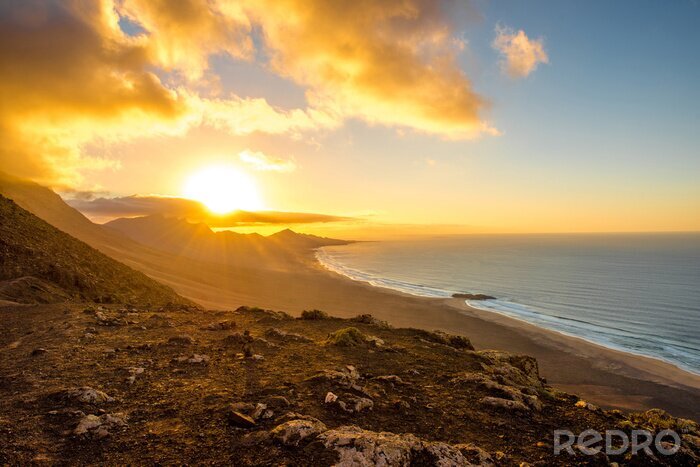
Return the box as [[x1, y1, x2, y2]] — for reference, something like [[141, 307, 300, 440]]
[[66, 194, 351, 227]]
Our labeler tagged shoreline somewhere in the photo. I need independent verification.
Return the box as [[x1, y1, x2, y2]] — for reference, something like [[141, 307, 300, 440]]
[[304, 254, 700, 419], [313, 248, 700, 387]]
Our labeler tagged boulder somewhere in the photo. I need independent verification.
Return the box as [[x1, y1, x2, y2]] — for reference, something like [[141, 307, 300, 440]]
[[271, 419, 327, 446], [227, 409, 256, 428], [74, 413, 127, 438], [64, 387, 114, 405], [318, 425, 486, 466]]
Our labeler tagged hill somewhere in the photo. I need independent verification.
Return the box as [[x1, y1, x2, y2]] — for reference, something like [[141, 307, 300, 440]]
[[0, 195, 190, 306], [0, 304, 698, 465], [104, 216, 350, 266]]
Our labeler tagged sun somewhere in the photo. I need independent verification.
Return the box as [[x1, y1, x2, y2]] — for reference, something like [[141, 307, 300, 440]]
[[183, 165, 264, 214]]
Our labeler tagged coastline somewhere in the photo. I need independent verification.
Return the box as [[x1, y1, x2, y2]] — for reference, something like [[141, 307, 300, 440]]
[[315, 245, 700, 379], [100, 237, 700, 421], [306, 254, 700, 419]]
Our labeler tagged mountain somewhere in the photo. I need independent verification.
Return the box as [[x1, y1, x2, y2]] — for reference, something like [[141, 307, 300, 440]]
[[0, 171, 122, 250], [267, 228, 349, 249], [0, 195, 189, 306], [104, 215, 350, 266]]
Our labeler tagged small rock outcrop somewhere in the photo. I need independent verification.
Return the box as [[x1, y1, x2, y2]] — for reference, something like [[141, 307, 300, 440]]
[[270, 418, 327, 446], [74, 413, 128, 438]]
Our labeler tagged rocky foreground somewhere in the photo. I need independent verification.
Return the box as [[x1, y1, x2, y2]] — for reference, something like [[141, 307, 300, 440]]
[[0, 304, 698, 466]]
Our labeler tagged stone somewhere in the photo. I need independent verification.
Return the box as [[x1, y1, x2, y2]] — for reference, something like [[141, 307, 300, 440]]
[[204, 320, 235, 331], [252, 403, 272, 420], [270, 419, 327, 446], [372, 375, 405, 385], [319, 425, 490, 466], [74, 413, 127, 438], [481, 396, 529, 412], [325, 392, 338, 403], [266, 396, 291, 408], [227, 409, 256, 428], [264, 328, 312, 342], [168, 335, 194, 345], [64, 387, 114, 405]]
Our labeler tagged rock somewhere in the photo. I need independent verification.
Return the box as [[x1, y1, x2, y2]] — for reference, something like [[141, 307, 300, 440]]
[[481, 396, 529, 412], [455, 443, 496, 466], [188, 354, 210, 364], [252, 403, 273, 420], [318, 425, 483, 466], [266, 396, 291, 408], [351, 397, 374, 413], [168, 335, 194, 345], [319, 425, 421, 466], [325, 392, 338, 403], [64, 387, 114, 405], [372, 375, 405, 385], [350, 314, 390, 328], [264, 327, 312, 343], [575, 400, 598, 411], [126, 367, 144, 385], [31, 348, 47, 356], [306, 367, 360, 387], [74, 412, 127, 438], [204, 320, 235, 331], [173, 354, 210, 364], [452, 372, 542, 411], [230, 402, 255, 414], [452, 293, 496, 300], [223, 332, 253, 345], [411, 329, 475, 351], [227, 409, 256, 428], [251, 354, 264, 361], [271, 419, 327, 446], [366, 335, 385, 347]]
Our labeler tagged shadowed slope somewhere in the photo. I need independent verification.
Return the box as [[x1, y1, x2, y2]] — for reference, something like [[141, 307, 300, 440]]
[[0, 195, 189, 306]]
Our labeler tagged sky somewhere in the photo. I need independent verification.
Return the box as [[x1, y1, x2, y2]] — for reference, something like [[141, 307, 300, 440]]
[[1, 0, 698, 237]]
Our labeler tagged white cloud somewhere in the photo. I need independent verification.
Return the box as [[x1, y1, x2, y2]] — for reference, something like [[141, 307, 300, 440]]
[[493, 25, 549, 78]]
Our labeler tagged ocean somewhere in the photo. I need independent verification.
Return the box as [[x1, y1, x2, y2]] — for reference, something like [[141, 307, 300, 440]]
[[316, 233, 700, 375]]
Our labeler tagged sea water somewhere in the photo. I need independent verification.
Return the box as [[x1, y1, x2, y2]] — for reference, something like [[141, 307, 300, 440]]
[[316, 233, 700, 375]]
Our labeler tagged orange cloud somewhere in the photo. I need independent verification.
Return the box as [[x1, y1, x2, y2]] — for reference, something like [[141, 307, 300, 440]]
[[243, 0, 497, 138], [492, 25, 549, 78], [0, 0, 500, 188]]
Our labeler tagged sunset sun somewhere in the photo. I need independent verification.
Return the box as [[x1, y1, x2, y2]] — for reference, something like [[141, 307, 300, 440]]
[[183, 165, 263, 214]]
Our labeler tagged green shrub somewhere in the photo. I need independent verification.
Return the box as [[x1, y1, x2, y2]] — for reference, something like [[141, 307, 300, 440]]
[[326, 327, 367, 347], [301, 309, 329, 320]]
